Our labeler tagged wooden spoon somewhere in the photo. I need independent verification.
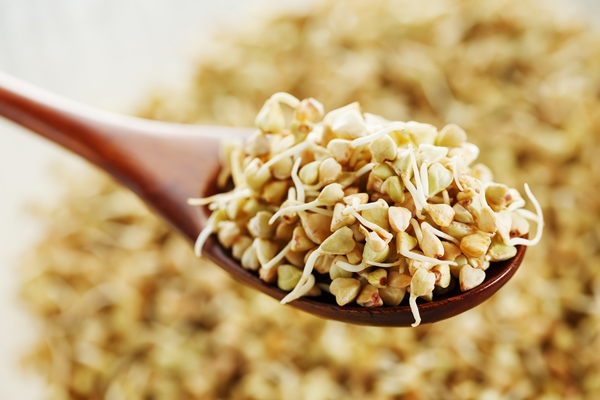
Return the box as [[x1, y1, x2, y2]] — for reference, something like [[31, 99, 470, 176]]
[[0, 72, 525, 327]]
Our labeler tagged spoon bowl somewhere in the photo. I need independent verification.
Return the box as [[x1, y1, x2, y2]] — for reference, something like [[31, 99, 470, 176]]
[[0, 72, 525, 326]]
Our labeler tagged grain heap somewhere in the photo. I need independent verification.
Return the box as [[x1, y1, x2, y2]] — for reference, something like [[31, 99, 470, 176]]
[[20, 0, 600, 398], [192, 92, 543, 327]]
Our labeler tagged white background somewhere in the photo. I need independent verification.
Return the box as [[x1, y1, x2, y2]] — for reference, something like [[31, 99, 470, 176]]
[[0, 0, 598, 398]]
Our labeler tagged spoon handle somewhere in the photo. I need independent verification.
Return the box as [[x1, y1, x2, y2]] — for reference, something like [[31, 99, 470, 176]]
[[0, 71, 250, 239], [0, 71, 230, 164]]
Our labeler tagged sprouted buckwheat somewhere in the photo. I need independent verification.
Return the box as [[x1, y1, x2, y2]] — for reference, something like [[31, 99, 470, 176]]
[[190, 93, 543, 327]]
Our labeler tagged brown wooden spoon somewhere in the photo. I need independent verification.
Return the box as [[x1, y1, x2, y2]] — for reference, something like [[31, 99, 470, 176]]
[[0, 72, 525, 327]]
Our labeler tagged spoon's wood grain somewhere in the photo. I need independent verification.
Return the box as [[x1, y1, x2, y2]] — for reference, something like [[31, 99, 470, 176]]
[[0, 72, 525, 326]]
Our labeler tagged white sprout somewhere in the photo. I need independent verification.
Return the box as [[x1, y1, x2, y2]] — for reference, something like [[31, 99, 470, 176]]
[[335, 260, 368, 272], [187, 188, 252, 207], [230, 147, 246, 188], [194, 227, 214, 258], [516, 208, 539, 222], [399, 249, 458, 266], [409, 145, 427, 205], [366, 260, 404, 268], [409, 293, 421, 328], [270, 92, 301, 108], [262, 241, 292, 270], [288, 187, 297, 202], [271, 200, 333, 222], [269, 183, 341, 224], [306, 162, 375, 191], [350, 123, 407, 147], [403, 177, 427, 214], [262, 140, 313, 170], [507, 196, 527, 212], [352, 198, 387, 212], [421, 222, 461, 246], [281, 249, 321, 304], [451, 156, 464, 192], [442, 189, 450, 205], [420, 162, 429, 198], [290, 157, 305, 203], [354, 162, 377, 180], [410, 218, 424, 244], [281, 274, 317, 304], [217, 139, 240, 188], [343, 207, 393, 242], [508, 183, 544, 246], [400, 145, 427, 217]]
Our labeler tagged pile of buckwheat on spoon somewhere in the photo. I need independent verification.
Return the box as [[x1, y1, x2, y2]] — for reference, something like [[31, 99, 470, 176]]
[[190, 92, 543, 327]]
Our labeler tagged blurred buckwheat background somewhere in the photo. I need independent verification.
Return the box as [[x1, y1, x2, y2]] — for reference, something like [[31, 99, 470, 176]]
[[1, 0, 600, 399]]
